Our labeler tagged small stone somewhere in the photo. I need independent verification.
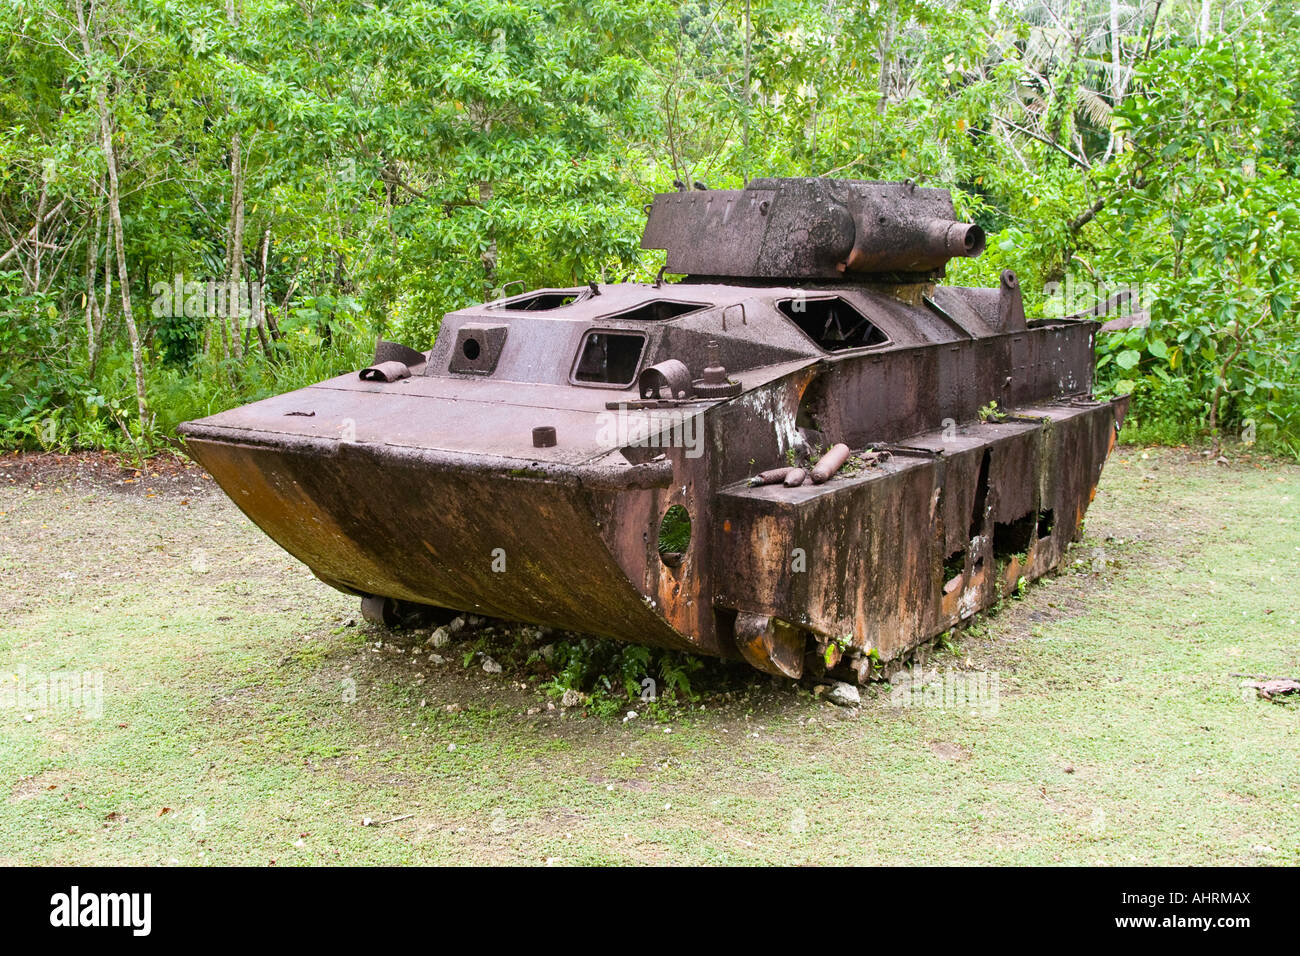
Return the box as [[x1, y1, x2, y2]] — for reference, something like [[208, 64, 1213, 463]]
[[444, 703, 463, 714], [826, 681, 861, 707], [448, 616, 466, 633], [428, 653, 446, 665], [622, 710, 638, 722], [539, 643, 555, 661], [481, 656, 502, 674], [427, 627, 450, 648]]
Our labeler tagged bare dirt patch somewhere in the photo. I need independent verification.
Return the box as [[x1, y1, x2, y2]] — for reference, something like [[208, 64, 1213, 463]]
[[9, 768, 82, 803], [0, 449, 212, 499]]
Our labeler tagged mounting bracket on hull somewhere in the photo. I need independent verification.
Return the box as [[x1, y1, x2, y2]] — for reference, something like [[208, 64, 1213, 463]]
[[733, 613, 806, 679], [360, 595, 458, 629]]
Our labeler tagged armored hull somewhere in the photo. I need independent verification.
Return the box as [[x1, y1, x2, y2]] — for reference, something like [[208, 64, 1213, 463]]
[[180, 179, 1126, 681]]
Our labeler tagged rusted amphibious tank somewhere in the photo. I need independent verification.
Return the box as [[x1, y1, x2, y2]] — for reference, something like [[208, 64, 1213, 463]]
[[179, 178, 1127, 682]]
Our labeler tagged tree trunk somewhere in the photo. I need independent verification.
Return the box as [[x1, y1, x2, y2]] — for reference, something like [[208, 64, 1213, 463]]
[[76, 0, 149, 429], [98, 200, 113, 372], [253, 224, 273, 359], [1103, 0, 1122, 163], [225, 128, 245, 361], [261, 229, 276, 343], [84, 201, 102, 369], [479, 180, 496, 299], [742, 0, 751, 181], [30, 180, 48, 293], [877, 0, 898, 114], [223, 0, 245, 362]]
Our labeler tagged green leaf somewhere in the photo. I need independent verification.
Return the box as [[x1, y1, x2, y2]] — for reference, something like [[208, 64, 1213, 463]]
[[1115, 349, 1142, 371]]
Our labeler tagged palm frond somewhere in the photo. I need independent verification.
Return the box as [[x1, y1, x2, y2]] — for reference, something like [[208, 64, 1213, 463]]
[[1076, 86, 1114, 127]]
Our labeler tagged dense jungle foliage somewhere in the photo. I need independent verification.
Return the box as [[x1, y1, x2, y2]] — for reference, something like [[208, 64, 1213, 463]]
[[2, 0, 1297, 455]]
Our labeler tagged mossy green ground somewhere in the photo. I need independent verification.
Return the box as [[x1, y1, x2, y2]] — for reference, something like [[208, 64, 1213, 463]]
[[1, 446, 1297, 865]]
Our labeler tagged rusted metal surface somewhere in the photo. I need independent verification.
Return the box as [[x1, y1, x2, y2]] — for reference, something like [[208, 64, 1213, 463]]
[[359, 360, 411, 383], [810, 443, 851, 484], [749, 466, 795, 487], [179, 177, 1127, 682], [691, 341, 743, 398], [637, 359, 692, 399], [642, 179, 985, 280]]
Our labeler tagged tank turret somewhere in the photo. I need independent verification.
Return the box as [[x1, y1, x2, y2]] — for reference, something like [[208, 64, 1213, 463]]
[[641, 178, 985, 280]]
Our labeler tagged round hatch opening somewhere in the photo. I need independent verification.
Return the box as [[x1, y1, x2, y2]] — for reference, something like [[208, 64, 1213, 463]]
[[657, 504, 691, 569], [462, 337, 482, 361]]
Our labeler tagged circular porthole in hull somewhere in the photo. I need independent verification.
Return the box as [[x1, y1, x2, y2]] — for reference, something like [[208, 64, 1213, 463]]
[[657, 505, 691, 568]]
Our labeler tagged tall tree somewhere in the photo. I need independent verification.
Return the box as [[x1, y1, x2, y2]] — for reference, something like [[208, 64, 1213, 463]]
[[73, 0, 149, 429]]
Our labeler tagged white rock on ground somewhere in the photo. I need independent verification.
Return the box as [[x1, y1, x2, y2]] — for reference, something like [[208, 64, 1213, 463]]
[[826, 681, 861, 707], [481, 656, 502, 674]]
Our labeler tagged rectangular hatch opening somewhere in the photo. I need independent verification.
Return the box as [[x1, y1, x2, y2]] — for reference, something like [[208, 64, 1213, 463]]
[[606, 300, 708, 322], [499, 291, 583, 311], [779, 296, 888, 351], [573, 331, 646, 386]]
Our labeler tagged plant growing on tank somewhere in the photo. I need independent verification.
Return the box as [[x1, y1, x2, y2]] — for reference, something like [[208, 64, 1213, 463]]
[[656, 505, 692, 564]]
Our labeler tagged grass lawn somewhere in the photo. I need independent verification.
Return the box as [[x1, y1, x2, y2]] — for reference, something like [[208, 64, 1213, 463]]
[[0, 445, 1297, 865]]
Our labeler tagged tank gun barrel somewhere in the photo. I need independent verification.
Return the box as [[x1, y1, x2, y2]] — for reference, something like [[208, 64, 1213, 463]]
[[843, 216, 985, 274]]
